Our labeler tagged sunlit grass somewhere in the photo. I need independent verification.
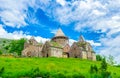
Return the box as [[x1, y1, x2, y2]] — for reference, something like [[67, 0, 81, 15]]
[[0, 56, 120, 78]]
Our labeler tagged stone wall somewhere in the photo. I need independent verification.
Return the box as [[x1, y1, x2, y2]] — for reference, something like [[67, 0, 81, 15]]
[[52, 37, 68, 47], [92, 52, 96, 61], [82, 51, 87, 59], [50, 47, 62, 57], [69, 43, 82, 58]]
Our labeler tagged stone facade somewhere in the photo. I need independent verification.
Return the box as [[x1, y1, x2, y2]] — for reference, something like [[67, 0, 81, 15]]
[[63, 44, 70, 58], [69, 36, 96, 60], [22, 28, 96, 61], [42, 41, 63, 57], [22, 37, 43, 57]]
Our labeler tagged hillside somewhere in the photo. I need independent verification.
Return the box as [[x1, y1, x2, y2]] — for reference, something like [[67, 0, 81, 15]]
[[0, 56, 120, 78], [0, 38, 12, 54]]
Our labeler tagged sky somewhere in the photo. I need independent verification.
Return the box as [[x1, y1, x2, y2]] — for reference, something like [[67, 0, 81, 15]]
[[0, 0, 120, 64]]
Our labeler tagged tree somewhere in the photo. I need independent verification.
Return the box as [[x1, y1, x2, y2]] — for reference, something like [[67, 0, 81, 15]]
[[96, 55, 103, 61], [101, 58, 107, 71], [90, 65, 94, 74], [9, 38, 26, 56], [107, 55, 115, 66], [93, 65, 98, 73]]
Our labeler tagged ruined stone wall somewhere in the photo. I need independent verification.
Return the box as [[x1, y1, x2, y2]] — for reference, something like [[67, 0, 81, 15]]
[[24, 42, 29, 49], [81, 51, 87, 59], [50, 47, 62, 57], [63, 44, 70, 52], [70, 43, 82, 58], [22, 45, 42, 57], [92, 52, 96, 61], [42, 42, 50, 57], [87, 51, 92, 60]]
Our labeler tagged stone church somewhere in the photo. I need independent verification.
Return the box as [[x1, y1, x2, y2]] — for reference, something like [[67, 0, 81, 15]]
[[22, 28, 96, 60]]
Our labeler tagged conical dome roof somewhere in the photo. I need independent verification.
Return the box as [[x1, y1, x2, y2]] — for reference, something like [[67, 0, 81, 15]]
[[55, 28, 65, 37]]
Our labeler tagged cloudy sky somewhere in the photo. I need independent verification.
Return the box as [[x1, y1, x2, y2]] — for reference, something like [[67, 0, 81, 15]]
[[0, 0, 120, 64]]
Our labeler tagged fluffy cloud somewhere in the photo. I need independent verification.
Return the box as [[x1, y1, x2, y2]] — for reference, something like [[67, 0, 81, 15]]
[[99, 36, 120, 64], [0, 25, 49, 43], [56, 0, 66, 6], [87, 40, 101, 47], [38, 0, 119, 34], [0, 0, 38, 28]]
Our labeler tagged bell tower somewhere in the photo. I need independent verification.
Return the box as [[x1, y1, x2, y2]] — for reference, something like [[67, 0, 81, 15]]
[[51, 28, 68, 47]]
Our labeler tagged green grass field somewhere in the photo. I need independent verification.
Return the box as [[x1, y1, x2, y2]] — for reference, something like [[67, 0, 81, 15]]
[[0, 56, 120, 78]]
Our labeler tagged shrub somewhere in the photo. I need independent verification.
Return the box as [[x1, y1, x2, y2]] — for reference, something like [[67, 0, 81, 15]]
[[96, 55, 103, 61], [0, 67, 5, 76], [101, 58, 107, 71], [90, 65, 98, 74], [72, 73, 85, 78], [101, 71, 111, 78]]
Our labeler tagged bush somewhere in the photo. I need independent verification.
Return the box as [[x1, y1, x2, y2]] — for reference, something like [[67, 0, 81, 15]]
[[72, 73, 85, 78], [90, 65, 98, 74], [101, 71, 111, 78], [96, 55, 103, 61], [0, 67, 5, 76], [101, 58, 107, 71]]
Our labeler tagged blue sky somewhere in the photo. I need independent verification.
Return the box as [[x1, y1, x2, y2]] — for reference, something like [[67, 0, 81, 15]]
[[0, 0, 120, 64]]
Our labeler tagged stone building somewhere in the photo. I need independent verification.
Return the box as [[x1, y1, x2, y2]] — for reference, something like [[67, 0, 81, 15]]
[[51, 28, 69, 47], [22, 37, 43, 57], [42, 41, 63, 57], [69, 35, 96, 60], [63, 44, 70, 58], [42, 28, 69, 57], [22, 28, 96, 61]]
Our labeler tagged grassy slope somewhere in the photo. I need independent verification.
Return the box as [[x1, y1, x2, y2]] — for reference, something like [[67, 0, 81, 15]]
[[0, 56, 120, 78]]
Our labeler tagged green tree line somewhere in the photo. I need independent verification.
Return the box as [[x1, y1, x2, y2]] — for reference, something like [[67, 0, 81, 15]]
[[0, 38, 26, 56]]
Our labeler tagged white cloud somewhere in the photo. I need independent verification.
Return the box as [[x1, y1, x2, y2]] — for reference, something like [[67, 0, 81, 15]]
[[87, 40, 101, 47], [0, 25, 49, 43], [34, 36, 49, 43], [69, 39, 76, 46], [56, 0, 66, 6], [0, 10, 27, 27], [0, 25, 7, 35], [50, 29, 57, 34], [99, 35, 120, 64], [0, 0, 37, 28], [92, 10, 106, 16]]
